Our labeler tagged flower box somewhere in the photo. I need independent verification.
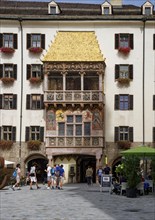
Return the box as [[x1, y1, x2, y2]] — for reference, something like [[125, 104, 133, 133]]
[[118, 47, 130, 55], [0, 140, 13, 150], [0, 47, 15, 53], [29, 47, 43, 53], [27, 140, 41, 151], [29, 77, 42, 84], [1, 77, 15, 84], [117, 78, 130, 84], [117, 140, 131, 149]]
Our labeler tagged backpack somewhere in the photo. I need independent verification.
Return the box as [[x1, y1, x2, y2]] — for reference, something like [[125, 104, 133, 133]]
[[12, 169, 17, 178], [51, 167, 55, 175]]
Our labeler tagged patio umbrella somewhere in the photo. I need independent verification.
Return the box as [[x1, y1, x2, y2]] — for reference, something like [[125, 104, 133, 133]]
[[121, 146, 155, 178], [121, 146, 155, 157]]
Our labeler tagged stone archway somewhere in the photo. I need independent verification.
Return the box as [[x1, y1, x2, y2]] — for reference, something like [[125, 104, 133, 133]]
[[24, 153, 48, 183], [112, 156, 122, 180]]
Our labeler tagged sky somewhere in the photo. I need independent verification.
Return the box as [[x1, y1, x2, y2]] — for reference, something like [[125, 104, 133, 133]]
[[5, 0, 155, 6]]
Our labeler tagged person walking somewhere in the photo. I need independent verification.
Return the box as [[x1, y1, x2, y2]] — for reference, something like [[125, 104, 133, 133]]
[[51, 164, 56, 189], [85, 166, 93, 186], [59, 164, 65, 190], [29, 163, 40, 190], [12, 163, 21, 190], [97, 165, 104, 188], [103, 164, 111, 175], [45, 164, 52, 189]]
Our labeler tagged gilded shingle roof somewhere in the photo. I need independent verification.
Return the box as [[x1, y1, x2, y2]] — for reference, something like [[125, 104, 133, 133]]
[[43, 31, 104, 62]]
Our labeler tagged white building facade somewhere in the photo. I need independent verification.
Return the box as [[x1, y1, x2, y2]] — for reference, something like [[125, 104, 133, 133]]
[[0, 0, 155, 182]]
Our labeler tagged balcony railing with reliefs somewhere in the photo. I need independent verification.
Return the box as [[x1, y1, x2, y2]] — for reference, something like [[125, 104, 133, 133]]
[[46, 136, 103, 148], [44, 90, 104, 104]]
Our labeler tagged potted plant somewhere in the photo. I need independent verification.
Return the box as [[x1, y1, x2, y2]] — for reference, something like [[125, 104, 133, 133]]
[[117, 140, 131, 149], [29, 47, 43, 53], [117, 78, 130, 85], [29, 77, 42, 84], [27, 140, 41, 151], [0, 140, 13, 150], [123, 155, 141, 198], [118, 47, 131, 55], [1, 77, 15, 84], [0, 47, 15, 53]]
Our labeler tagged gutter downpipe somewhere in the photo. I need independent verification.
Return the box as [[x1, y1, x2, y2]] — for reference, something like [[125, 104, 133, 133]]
[[19, 18, 23, 163], [142, 17, 146, 146]]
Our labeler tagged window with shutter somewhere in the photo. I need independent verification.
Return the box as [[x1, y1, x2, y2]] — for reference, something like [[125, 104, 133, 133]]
[[115, 33, 134, 50], [115, 126, 133, 142], [2, 126, 15, 141], [153, 95, 155, 110], [3, 94, 17, 109], [115, 95, 133, 110], [153, 127, 155, 142], [26, 94, 44, 110], [153, 34, 155, 50]]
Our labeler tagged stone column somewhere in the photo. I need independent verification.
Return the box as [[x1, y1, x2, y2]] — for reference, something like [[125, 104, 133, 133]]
[[44, 72, 48, 91]]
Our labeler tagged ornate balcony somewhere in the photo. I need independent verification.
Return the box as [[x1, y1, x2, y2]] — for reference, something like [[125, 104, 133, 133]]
[[46, 136, 103, 148], [44, 90, 104, 105]]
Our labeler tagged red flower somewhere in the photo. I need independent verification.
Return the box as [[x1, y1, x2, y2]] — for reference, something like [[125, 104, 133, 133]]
[[29, 77, 42, 84], [29, 47, 43, 53], [0, 47, 15, 53], [118, 47, 131, 54]]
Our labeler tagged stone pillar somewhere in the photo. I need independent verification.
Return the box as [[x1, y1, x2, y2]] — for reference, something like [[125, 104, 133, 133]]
[[44, 73, 48, 91], [47, 155, 53, 166]]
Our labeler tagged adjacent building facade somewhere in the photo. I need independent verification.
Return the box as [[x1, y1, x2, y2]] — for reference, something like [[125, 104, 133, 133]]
[[0, 0, 155, 183]]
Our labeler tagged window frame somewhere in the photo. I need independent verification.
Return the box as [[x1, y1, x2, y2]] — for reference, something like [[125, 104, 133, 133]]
[[115, 64, 133, 80], [115, 33, 134, 50], [0, 126, 16, 141], [25, 126, 44, 142], [115, 126, 133, 142], [58, 114, 91, 137], [0, 33, 17, 49], [26, 94, 44, 110], [27, 33, 45, 49], [115, 94, 133, 110], [0, 94, 17, 110]]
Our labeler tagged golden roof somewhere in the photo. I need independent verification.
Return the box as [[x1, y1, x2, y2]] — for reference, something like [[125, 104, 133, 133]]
[[42, 31, 104, 62]]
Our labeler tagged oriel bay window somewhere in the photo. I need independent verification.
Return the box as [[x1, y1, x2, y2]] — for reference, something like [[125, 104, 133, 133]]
[[48, 73, 63, 90], [66, 73, 81, 90], [115, 126, 133, 142], [84, 73, 99, 90], [58, 115, 91, 136]]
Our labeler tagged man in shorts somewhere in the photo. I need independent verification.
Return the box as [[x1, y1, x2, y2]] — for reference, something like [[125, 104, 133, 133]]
[[29, 163, 40, 190], [45, 164, 52, 189]]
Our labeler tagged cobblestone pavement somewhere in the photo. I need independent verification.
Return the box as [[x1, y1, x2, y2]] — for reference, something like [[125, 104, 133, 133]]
[[0, 183, 155, 220]]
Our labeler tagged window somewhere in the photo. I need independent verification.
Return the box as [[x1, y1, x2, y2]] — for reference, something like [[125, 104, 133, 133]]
[[48, 2, 60, 14], [26, 94, 44, 110], [115, 95, 133, 110], [115, 34, 133, 49], [103, 7, 110, 15], [0, 94, 17, 109], [50, 6, 56, 14], [145, 7, 151, 15], [0, 126, 16, 141], [27, 34, 45, 49], [84, 73, 99, 90], [0, 33, 17, 49], [153, 127, 155, 142], [153, 95, 155, 110], [115, 65, 133, 80], [25, 126, 44, 141], [0, 64, 17, 79], [26, 64, 43, 79], [58, 115, 91, 136], [66, 73, 81, 90], [48, 73, 63, 90], [115, 126, 133, 142]]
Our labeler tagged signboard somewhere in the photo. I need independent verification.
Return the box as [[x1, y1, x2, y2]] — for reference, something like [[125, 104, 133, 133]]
[[101, 175, 112, 187]]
